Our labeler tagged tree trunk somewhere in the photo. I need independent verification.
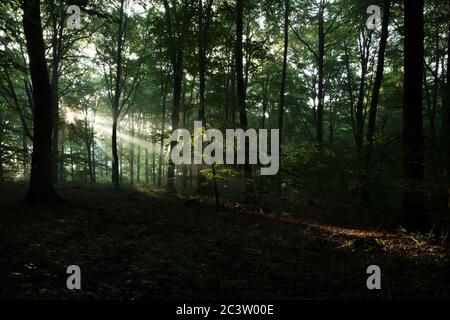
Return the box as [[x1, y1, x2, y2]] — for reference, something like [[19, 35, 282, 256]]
[[152, 144, 156, 185], [260, 71, 270, 129], [196, 0, 214, 195], [316, 2, 325, 144], [111, 0, 125, 189], [0, 115, 4, 183], [158, 74, 168, 187], [278, 0, 289, 154], [49, 0, 63, 184], [69, 130, 74, 181], [363, 0, 391, 202], [129, 114, 135, 185], [401, 0, 431, 231], [441, 0, 450, 204], [167, 50, 183, 192], [112, 115, 120, 188], [277, 0, 289, 193], [145, 148, 149, 185], [236, 0, 255, 198], [137, 114, 141, 184], [59, 130, 65, 181], [85, 116, 93, 183], [22, 0, 61, 204], [355, 31, 371, 160]]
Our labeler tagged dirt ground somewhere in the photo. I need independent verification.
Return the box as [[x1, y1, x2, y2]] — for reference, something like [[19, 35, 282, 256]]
[[1, 183, 449, 299]]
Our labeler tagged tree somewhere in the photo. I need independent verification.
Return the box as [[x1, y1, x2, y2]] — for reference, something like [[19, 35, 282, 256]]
[[22, 0, 61, 204], [277, 0, 289, 193], [400, 0, 431, 231], [163, 0, 189, 193], [97, 0, 145, 188], [235, 0, 255, 197], [363, 0, 392, 203], [196, 0, 213, 195], [441, 0, 450, 188]]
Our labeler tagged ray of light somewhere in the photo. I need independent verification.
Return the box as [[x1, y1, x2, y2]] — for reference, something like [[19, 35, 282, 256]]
[[63, 108, 159, 154], [94, 123, 158, 153]]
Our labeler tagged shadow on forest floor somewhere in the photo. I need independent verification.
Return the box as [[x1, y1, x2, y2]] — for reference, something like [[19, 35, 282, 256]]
[[0, 183, 449, 299]]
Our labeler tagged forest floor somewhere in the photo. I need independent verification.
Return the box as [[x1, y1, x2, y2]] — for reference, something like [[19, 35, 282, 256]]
[[0, 183, 449, 299]]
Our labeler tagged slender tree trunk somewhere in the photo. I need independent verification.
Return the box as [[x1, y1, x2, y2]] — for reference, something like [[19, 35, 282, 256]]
[[59, 129, 64, 181], [356, 31, 371, 160], [158, 76, 167, 187], [196, 0, 214, 195], [316, 2, 325, 144], [112, 115, 120, 188], [22, 130, 28, 178], [69, 129, 74, 181], [145, 148, 149, 185], [278, 0, 289, 153], [137, 115, 141, 184], [152, 144, 156, 185], [85, 118, 93, 183], [22, 0, 61, 204], [111, 0, 125, 189], [328, 96, 336, 144], [230, 56, 237, 124], [50, 0, 63, 184], [363, 0, 391, 203], [0, 115, 4, 183], [236, 0, 254, 198], [260, 71, 270, 129], [441, 0, 450, 204], [401, 0, 431, 231], [129, 114, 135, 185], [167, 50, 183, 192], [344, 44, 357, 146], [92, 130, 96, 183], [277, 0, 289, 193]]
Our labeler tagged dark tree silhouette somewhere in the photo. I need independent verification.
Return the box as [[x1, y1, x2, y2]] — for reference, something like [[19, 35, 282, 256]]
[[22, 0, 61, 204], [400, 0, 431, 231], [235, 0, 255, 198]]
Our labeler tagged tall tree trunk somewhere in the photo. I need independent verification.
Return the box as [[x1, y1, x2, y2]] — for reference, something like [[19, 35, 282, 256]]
[[145, 148, 149, 185], [111, 0, 125, 189], [137, 114, 141, 184], [260, 71, 270, 129], [129, 113, 135, 185], [278, 0, 289, 155], [85, 116, 93, 183], [152, 143, 156, 185], [344, 44, 357, 147], [158, 74, 168, 187], [22, 130, 28, 178], [92, 130, 96, 183], [363, 0, 391, 202], [441, 0, 450, 204], [316, 1, 325, 144], [49, 0, 63, 184], [355, 31, 371, 160], [0, 115, 4, 183], [197, 0, 214, 195], [59, 130, 64, 181], [22, 0, 61, 204], [112, 115, 120, 187], [69, 129, 74, 181], [167, 50, 183, 192], [236, 0, 255, 198], [401, 0, 431, 231], [277, 0, 289, 193]]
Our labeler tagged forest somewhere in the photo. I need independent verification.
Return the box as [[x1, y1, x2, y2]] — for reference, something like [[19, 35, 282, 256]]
[[0, 0, 450, 300]]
